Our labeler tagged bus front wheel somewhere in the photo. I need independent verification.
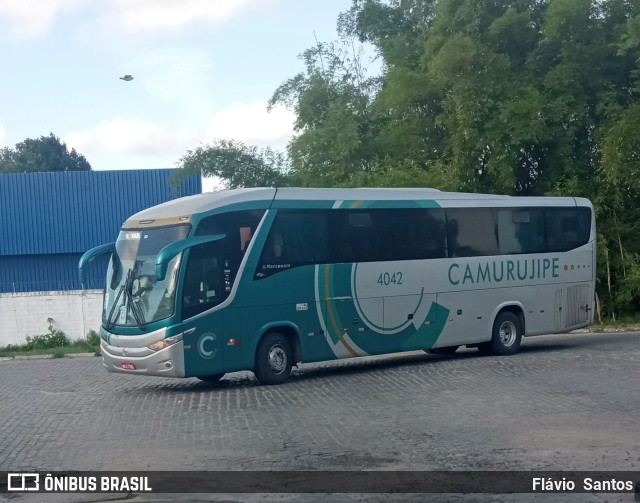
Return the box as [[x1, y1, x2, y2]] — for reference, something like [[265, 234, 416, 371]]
[[254, 333, 293, 385], [479, 311, 522, 356]]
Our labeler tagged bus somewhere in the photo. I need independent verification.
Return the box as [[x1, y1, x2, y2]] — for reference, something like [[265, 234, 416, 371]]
[[79, 187, 595, 385]]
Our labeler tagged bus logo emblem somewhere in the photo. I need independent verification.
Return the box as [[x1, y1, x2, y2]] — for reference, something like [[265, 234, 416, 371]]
[[197, 333, 218, 359]]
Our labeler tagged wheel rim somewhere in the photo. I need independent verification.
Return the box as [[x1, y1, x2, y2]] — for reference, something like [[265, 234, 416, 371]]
[[268, 344, 287, 375], [499, 320, 517, 347]]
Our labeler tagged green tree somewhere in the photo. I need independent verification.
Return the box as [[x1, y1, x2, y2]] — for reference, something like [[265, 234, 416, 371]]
[[269, 39, 382, 187], [0, 133, 91, 172], [339, 0, 451, 187], [270, 0, 640, 317], [172, 139, 289, 189]]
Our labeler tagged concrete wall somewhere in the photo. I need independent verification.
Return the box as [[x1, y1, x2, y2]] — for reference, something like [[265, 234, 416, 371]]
[[0, 290, 103, 347]]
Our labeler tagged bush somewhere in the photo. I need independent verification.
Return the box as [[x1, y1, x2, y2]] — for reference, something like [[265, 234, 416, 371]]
[[0, 319, 101, 357], [50, 348, 67, 358], [86, 329, 100, 346], [25, 319, 69, 350], [30, 331, 67, 348], [59, 329, 101, 354]]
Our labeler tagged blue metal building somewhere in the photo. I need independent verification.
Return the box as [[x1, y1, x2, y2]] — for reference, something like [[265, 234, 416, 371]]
[[0, 169, 201, 292]]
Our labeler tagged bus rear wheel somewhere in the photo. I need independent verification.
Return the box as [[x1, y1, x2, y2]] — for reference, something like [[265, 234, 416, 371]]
[[425, 346, 459, 355], [197, 373, 225, 382], [254, 332, 293, 385], [478, 311, 522, 356]]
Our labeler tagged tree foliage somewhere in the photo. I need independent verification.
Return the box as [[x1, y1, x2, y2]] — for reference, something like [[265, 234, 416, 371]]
[[269, 39, 382, 187], [267, 0, 640, 318], [172, 139, 289, 190], [0, 133, 91, 173]]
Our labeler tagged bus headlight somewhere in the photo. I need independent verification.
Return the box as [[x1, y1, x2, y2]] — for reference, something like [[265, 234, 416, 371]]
[[147, 333, 183, 352]]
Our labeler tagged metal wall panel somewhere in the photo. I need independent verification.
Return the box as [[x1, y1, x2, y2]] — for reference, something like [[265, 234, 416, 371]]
[[0, 254, 108, 293], [0, 169, 201, 292], [0, 169, 201, 255]]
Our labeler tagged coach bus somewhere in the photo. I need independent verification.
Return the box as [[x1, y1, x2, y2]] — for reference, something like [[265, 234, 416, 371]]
[[79, 188, 595, 385]]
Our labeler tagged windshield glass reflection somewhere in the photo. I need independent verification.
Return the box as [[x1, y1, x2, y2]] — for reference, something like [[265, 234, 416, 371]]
[[103, 225, 190, 329]]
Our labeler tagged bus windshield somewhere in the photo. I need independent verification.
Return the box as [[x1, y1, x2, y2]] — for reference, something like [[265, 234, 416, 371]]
[[104, 225, 190, 329]]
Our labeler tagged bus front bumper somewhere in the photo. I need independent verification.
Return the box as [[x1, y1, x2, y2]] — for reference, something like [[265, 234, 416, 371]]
[[100, 330, 186, 377]]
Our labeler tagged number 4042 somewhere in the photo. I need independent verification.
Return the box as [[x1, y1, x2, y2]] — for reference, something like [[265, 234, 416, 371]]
[[377, 272, 403, 286]]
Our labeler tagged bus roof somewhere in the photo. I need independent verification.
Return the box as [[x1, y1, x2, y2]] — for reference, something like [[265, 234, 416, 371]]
[[123, 188, 276, 227], [123, 187, 590, 228]]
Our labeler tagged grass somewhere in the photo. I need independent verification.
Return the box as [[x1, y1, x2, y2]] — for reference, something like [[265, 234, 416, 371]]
[[0, 332, 100, 359], [588, 315, 640, 331], [0, 341, 100, 358]]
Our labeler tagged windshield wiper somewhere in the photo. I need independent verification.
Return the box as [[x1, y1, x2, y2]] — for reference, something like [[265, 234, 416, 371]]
[[105, 269, 130, 331], [125, 279, 147, 331], [105, 268, 147, 331]]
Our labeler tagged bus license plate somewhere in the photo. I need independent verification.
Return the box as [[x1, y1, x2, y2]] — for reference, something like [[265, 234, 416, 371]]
[[122, 362, 135, 370]]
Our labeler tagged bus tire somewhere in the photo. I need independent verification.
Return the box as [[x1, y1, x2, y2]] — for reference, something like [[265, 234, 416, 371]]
[[197, 373, 225, 382], [425, 346, 459, 355], [480, 311, 522, 356], [254, 332, 293, 385]]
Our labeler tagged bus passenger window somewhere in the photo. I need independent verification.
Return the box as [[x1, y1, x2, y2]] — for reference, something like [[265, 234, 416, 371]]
[[545, 207, 591, 252], [446, 208, 498, 257], [388, 208, 447, 260], [331, 210, 389, 263], [497, 208, 545, 255], [255, 211, 329, 278]]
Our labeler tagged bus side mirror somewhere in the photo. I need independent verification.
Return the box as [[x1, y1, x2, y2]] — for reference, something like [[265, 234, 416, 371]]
[[155, 234, 226, 281], [79, 242, 116, 284]]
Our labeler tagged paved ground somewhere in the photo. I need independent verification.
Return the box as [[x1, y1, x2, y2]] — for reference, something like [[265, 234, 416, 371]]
[[0, 332, 638, 502]]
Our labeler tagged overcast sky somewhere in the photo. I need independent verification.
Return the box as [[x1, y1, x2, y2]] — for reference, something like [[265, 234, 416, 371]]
[[0, 0, 362, 190]]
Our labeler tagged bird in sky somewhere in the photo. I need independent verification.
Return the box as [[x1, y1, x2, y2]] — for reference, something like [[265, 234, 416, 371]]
[[119, 75, 134, 81]]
